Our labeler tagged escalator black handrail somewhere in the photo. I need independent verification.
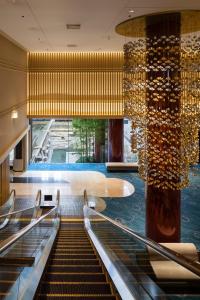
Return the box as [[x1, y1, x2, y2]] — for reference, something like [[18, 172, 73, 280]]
[[83, 190, 200, 278], [0, 189, 42, 219], [0, 189, 60, 255]]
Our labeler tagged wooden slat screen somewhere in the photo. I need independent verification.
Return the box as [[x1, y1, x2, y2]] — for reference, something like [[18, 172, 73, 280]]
[[28, 52, 124, 118]]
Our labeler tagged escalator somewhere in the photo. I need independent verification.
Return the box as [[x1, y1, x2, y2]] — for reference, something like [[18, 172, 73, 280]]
[[1, 190, 200, 299], [36, 221, 119, 299]]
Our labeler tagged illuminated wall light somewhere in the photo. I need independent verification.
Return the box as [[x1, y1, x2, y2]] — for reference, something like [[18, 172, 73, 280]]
[[11, 110, 18, 119], [27, 52, 124, 117]]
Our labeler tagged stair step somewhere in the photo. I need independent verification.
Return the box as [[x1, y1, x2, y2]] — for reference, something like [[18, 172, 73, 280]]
[[47, 266, 103, 273], [39, 282, 112, 295], [44, 273, 106, 282]]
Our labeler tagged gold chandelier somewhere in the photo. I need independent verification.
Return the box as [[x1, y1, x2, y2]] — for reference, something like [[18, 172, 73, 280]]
[[116, 11, 200, 190]]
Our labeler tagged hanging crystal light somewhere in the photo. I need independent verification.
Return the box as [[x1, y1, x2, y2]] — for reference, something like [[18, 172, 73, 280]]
[[117, 11, 200, 190]]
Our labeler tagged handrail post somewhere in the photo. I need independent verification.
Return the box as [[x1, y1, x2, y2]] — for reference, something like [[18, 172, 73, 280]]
[[83, 189, 88, 206], [33, 189, 42, 220]]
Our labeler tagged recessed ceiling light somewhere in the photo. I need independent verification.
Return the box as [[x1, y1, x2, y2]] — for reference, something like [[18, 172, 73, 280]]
[[67, 44, 78, 48], [66, 24, 81, 30], [11, 110, 18, 119]]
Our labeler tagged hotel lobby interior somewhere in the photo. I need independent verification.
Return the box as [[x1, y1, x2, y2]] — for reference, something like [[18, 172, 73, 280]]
[[0, 0, 200, 299]]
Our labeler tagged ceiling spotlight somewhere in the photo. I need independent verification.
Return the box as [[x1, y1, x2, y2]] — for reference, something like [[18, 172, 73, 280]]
[[129, 9, 135, 13]]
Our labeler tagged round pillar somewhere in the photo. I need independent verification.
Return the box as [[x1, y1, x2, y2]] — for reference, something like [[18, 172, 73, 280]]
[[108, 119, 124, 162]]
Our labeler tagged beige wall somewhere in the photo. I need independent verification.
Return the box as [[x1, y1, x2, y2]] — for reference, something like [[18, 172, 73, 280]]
[[0, 156, 10, 205], [0, 33, 28, 162]]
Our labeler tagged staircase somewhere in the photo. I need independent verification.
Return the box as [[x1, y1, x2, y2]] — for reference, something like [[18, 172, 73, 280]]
[[36, 221, 120, 300]]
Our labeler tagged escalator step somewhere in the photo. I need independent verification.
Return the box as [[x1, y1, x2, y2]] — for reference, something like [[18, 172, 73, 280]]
[[0, 272, 20, 281], [44, 273, 106, 282], [55, 241, 91, 244], [54, 244, 91, 249], [47, 266, 103, 273], [55, 241, 90, 244], [52, 250, 94, 254], [37, 295, 117, 299], [40, 282, 111, 295], [51, 254, 96, 259], [0, 282, 15, 293], [50, 259, 100, 266]]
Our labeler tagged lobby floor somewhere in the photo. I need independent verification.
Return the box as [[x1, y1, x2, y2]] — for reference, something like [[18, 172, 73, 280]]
[[10, 163, 200, 249], [11, 167, 134, 218]]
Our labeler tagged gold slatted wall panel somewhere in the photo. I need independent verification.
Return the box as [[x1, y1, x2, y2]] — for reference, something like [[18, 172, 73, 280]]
[[28, 52, 124, 118]]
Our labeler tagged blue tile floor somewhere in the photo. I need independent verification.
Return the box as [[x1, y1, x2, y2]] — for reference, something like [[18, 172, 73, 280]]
[[28, 163, 200, 248]]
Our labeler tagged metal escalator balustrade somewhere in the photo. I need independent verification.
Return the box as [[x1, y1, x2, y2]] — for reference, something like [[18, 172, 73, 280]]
[[0, 190, 60, 300], [83, 190, 200, 300]]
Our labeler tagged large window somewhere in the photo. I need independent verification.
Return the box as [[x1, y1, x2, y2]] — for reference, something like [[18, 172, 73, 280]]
[[31, 119, 107, 163]]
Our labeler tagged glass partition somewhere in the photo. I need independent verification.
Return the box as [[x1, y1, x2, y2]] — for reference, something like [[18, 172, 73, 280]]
[[0, 206, 60, 300], [84, 206, 200, 300], [0, 206, 38, 242]]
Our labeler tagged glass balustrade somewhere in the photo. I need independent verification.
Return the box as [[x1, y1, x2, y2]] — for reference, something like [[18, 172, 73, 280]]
[[84, 205, 200, 300], [0, 203, 60, 300]]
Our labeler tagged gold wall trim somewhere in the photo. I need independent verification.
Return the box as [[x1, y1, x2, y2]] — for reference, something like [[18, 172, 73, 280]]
[[0, 101, 26, 117], [28, 52, 124, 117], [0, 58, 27, 72]]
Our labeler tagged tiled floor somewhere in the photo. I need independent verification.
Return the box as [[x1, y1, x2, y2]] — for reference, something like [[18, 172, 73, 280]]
[[11, 170, 134, 198]]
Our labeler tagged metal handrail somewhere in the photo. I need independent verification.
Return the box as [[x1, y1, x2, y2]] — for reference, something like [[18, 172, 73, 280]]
[[0, 189, 16, 229], [0, 189, 16, 213], [83, 190, 200, 278], [0, 189, 42, 219], [0, 206, 36, 219], [0, 189, 60, 255]]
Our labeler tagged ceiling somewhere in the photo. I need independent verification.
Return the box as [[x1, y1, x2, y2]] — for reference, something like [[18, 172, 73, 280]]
[[0, 0, 200, 52]]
